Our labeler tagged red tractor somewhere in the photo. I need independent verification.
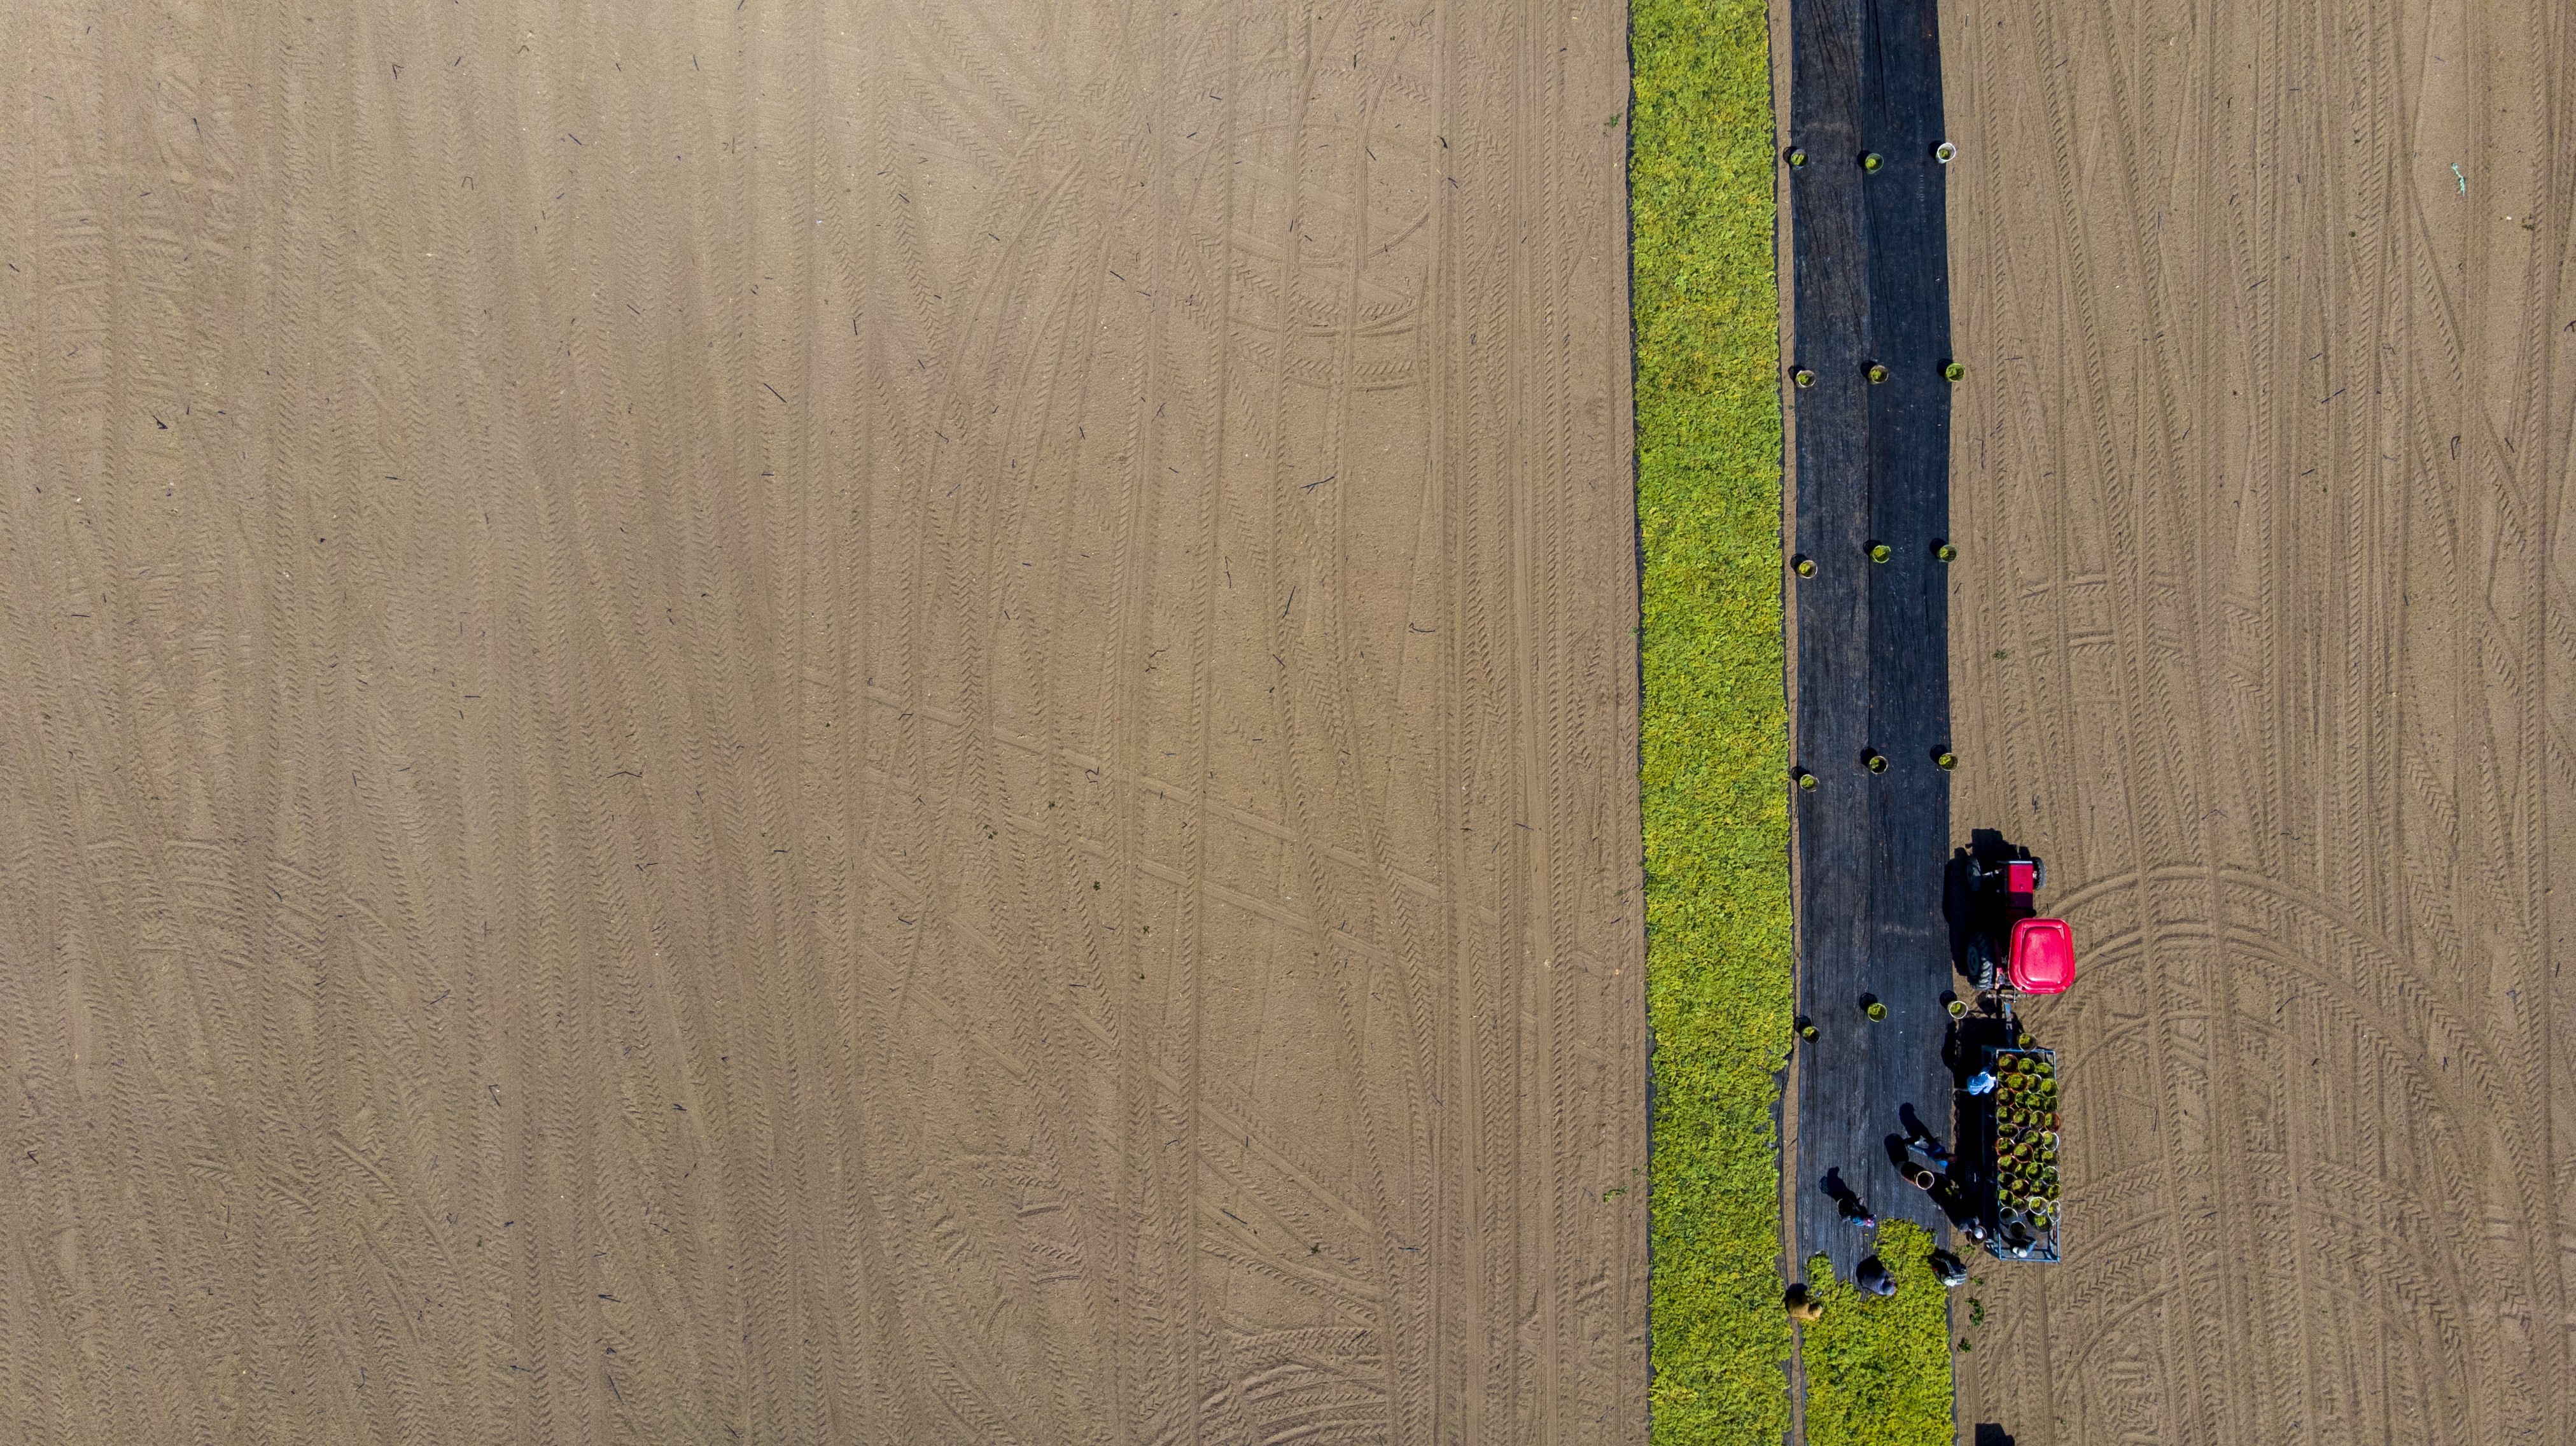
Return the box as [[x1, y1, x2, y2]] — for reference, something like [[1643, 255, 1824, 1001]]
[[1961, 852, 2075, 999], [1957, 845, 2076, 1263]]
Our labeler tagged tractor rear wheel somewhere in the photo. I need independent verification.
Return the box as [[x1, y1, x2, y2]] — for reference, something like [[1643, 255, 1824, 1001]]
[[1965, 934, 1998, 991]]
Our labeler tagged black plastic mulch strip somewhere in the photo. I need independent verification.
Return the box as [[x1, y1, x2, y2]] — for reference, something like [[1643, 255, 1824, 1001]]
[[1787, 0, 1956, 1287]]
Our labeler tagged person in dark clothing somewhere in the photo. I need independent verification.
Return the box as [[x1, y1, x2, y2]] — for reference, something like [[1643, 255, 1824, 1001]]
[[1904, 1125, 1954, 1170], [1927, 1248, 1969, 1287], [1855, 1256, 1896, 1296], [1838, 1194, 1877, 1231]]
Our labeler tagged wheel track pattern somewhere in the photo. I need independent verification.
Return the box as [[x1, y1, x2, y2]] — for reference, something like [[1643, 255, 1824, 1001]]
[[0, 1, 1642, 1440], [1944, 0, 2573, 1438]]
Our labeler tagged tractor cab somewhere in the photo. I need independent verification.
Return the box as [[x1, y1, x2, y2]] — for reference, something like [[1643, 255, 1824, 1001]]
[[1963, 849, 2075, 997]]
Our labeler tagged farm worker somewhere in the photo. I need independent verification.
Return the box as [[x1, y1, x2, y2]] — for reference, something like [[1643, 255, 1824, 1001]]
[[1927, 1249, 1969, 1287], [1904, 1125, 1953, 1168], [1784, 1284, 1824, 1323], [1855, 1256, 1897, 1296], [1838, 1195, 1877, 1231], [1966, 1069, 1998, 1095]]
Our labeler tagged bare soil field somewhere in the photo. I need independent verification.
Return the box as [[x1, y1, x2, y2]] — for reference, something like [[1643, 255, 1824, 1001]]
[[0, 3, 1643, 1442], [1942, 0, 2574, 1440]]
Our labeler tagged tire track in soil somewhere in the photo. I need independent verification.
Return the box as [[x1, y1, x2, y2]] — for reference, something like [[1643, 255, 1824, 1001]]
[[1945, 0, 2572, 1439], [1243, 15, 1424, 1438], [1247, 8, 1432, 1440], [0, 1, 1643, 1442]]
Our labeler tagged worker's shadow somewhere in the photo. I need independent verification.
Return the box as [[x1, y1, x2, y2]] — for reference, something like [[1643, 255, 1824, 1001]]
[[1817, 1167, 1866, 1216]]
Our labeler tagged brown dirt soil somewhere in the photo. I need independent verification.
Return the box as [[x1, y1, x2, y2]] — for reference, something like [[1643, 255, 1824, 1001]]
[[0, 4, 1643, 1442], [1942, 0, 2575, 1441]]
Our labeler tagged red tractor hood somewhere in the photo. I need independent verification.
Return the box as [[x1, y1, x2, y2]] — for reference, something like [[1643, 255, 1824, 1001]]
[[2010, 918, 2076, 995]]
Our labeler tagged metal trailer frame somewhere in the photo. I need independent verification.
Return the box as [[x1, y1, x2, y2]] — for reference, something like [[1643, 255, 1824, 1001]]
[[1966, 1037, 2061, 1262]]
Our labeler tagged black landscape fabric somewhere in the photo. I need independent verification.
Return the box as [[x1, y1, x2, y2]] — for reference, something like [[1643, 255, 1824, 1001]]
[[1788, 0, 1957, 1285]]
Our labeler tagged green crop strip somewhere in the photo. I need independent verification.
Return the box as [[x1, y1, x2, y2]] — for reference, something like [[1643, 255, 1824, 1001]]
[[1800, 1223, 1957, 1446], [1634, 3, 1955, 1442], [1632, 0, 1793, 1438]]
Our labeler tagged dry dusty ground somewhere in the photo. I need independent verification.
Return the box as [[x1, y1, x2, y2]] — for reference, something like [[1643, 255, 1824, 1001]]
[[1942, 0, 2575, 1440], [0, 3, 1644, 1442]]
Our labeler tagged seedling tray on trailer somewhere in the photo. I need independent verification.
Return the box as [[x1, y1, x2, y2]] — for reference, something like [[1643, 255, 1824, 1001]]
[[1973, 1043, 2060, 1261]]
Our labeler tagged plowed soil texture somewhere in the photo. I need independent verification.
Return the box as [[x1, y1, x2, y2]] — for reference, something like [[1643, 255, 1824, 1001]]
[[1941, 0, 2575, 1441], [0, 4, 1648, 1442]]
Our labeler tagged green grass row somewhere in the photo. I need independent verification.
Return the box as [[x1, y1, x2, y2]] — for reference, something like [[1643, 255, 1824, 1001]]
[[1632, 0, 1793, 1435], [1632, 3, 1954, 1441]]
